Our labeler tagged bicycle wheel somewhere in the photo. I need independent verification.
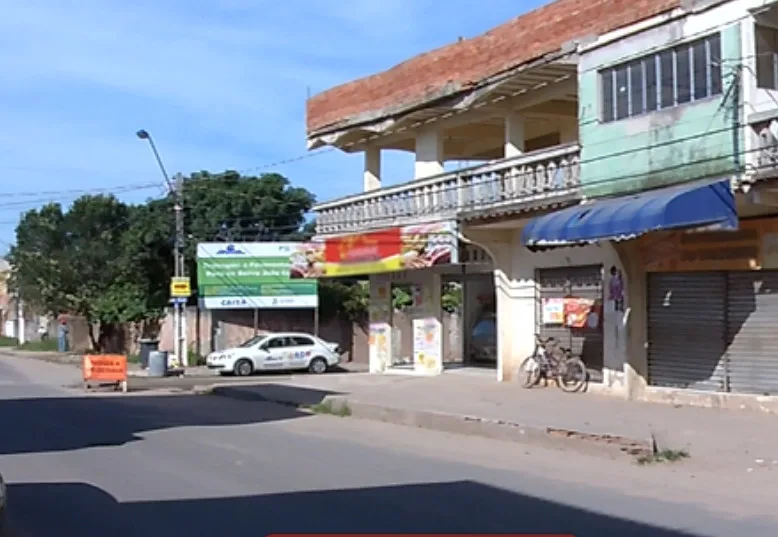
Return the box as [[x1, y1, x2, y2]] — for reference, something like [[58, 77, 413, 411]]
[[518, 355, 543, 388], [556, 356, 588, 392]]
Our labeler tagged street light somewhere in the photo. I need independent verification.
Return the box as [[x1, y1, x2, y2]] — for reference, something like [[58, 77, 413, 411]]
[[136, 129, 174, 192], [136, 128, 188, 368]]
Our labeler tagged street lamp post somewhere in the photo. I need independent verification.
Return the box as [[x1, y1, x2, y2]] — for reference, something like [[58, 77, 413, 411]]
[[136, 129, 188, 368]]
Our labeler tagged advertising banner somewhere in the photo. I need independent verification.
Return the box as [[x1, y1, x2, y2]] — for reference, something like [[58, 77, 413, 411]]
[[301, 221, 458, 278], [196, 242, 319, 309]]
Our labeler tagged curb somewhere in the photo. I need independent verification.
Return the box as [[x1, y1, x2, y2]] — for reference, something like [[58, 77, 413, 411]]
[[198, 383, 652, 459]]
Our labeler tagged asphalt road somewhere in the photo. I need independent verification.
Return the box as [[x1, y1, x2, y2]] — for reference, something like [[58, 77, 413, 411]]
[[0, 355, 775, 537]]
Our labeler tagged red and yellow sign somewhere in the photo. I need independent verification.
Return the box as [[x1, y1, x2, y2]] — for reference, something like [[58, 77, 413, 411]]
[[640, 216, 778, 272], [306, 221, 458, 278]]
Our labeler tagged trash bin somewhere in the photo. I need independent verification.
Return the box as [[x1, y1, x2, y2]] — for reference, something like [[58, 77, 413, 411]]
[[138, 339, 159, 369], [148, 350, 168, 378]]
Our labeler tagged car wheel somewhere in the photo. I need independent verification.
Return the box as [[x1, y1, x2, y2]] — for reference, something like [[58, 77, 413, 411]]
[[308, 357, 328, 374], [234, 359, 254, 377]]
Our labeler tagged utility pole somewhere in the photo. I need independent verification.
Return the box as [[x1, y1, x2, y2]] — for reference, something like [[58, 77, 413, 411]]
[[173, 172, 188, 367], [137, 129, 189, 368]]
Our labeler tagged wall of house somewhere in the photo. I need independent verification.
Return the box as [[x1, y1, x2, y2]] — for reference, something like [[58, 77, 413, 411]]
[[578, 5, 746, 198]]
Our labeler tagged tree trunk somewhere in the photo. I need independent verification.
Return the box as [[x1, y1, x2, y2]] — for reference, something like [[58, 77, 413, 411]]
[[88, 324, 100, 353], [98, 323, 125, 354]]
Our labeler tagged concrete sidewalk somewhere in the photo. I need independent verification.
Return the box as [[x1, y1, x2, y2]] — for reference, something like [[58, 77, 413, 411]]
[[198, 371, 778, 467]]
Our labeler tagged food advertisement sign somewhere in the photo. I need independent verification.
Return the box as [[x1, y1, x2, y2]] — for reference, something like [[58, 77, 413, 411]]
[[196, 242, 319, 309], [301, 221, 458, 278]]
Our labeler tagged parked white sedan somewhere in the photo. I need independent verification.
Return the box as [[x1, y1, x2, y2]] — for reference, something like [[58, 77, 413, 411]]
[[206, 332, 341, 376]]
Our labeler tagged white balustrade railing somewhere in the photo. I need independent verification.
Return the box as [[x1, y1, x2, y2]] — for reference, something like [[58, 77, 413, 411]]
[[754, 120, 778, 178], [314, 143, 581, 235]]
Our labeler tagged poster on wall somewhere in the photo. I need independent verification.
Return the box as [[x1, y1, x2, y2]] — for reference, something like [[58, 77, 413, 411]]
[[368, 323, 390, 372], [413, 317, 442, 374], [541, 298, 565, 324], [563, 298, 601, 329]]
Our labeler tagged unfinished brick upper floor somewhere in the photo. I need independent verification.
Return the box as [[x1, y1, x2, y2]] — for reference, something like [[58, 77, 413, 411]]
[[306, 0, 681, 138]]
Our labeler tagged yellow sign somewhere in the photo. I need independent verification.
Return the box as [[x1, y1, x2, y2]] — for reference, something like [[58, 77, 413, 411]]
[[170, 277, 191, 298]]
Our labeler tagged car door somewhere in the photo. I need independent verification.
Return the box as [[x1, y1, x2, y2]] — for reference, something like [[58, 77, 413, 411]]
[[287, 336, 315, 368], [260, 337, 290, 370]]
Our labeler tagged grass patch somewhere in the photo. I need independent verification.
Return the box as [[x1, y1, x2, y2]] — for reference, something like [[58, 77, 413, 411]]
[[636, 448, 690, 465], [307, 399, 351, 417], [17, 339, 59, 352], [0, 336, 18, 347]]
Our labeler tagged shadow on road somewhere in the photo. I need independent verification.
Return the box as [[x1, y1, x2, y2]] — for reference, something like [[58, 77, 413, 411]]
[[212, 382, 341, 407], [6, 480, 723, 537], [0, 390, 332, 456]]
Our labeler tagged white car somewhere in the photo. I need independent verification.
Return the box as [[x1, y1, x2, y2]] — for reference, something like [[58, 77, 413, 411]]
[[206, 332, 341, 376]]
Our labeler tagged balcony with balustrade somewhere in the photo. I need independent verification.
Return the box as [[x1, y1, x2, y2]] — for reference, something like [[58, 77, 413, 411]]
[[314, 143, 581, 236], [309, 61, 582, 237]]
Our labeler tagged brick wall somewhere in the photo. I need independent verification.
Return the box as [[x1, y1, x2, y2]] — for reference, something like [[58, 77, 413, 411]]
[[306, 0, 680, 134]]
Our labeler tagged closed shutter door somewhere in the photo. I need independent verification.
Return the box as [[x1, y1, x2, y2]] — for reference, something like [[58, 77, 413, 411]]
[[726, 270, 778, 395], [537, 265, 604, 373], [647, 272, 727, 391]]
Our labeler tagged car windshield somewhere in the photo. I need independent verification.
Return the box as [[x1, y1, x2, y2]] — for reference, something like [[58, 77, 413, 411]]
[[238, 335, 266, 348]]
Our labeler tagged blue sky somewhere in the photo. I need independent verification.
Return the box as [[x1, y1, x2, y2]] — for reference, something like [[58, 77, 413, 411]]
[[0, 0, 542, 251]]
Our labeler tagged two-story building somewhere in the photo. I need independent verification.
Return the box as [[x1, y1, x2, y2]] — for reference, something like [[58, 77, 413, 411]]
[[305, 0, 778, 408]]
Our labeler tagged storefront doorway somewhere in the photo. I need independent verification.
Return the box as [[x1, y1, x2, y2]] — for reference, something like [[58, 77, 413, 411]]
[[647, 270, 778, 395], [536, 265, 604, 382], [462, 273, 497, 368]]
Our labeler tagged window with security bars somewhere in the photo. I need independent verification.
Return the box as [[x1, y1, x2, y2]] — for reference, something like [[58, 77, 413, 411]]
[[756, 25, 778, 90], [600, 33, 722, 122]]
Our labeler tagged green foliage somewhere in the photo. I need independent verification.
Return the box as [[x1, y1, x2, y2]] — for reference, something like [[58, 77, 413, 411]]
[[442, 282, 462, 313], [17, 339, 59, 352], [8, 172, 324, 351], [318, 280, 369, 322], [391, 283, 461, 313]]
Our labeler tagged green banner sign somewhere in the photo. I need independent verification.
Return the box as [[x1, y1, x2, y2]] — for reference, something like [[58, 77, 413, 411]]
[[196, 242, 319, 309]]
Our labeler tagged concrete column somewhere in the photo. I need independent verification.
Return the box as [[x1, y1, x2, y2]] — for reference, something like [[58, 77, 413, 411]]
[[363, 146, 381, 192], [414, 129, 444, 179], [408, 271, 443, 375], [504, 112, 526, 158], [618, 242, 648, 400], [496, 233, 536, 382], [368, 277, 392, 373]]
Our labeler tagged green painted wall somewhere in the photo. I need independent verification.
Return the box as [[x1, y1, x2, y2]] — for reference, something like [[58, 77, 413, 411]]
[[579, 23, 742, 198]]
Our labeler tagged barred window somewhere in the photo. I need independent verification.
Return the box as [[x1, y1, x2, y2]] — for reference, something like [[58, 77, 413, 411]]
[[600, 33, 722, 122]]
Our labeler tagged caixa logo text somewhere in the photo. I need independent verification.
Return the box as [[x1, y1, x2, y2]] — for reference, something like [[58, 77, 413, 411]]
[[220, 298, 248, 307]]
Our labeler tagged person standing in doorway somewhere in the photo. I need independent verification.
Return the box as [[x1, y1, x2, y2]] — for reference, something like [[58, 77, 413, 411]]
[[57, 318, 69, 353]]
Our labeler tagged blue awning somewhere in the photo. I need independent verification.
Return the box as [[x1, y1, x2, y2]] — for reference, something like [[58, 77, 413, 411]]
[[521, 179, 738, 248]]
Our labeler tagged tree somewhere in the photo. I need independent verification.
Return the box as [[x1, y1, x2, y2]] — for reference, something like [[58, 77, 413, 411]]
[[10, 195, 172, 351], [182, 171, 315, 258]]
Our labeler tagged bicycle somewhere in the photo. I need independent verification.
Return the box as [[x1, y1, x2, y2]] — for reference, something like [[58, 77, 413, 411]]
[[518, 334, 588, 392]]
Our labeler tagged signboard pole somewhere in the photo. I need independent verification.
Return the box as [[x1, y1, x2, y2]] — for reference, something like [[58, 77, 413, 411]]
[[173, 173, 188, 367], [313, 306, 320, 337], [253, 308, 259, 335]]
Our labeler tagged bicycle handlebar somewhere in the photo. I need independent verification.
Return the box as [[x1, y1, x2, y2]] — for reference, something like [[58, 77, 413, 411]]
[[534, 334, 553, 345]]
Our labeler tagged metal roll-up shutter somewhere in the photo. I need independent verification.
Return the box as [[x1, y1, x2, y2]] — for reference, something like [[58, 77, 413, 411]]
[[726, 270, 778, 395], [647, 272, 727, 391], [537, 265, 604, 375]]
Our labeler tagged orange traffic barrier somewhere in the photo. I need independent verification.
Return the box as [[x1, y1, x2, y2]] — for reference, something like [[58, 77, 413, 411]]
[[82, 354, 128, 392]]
